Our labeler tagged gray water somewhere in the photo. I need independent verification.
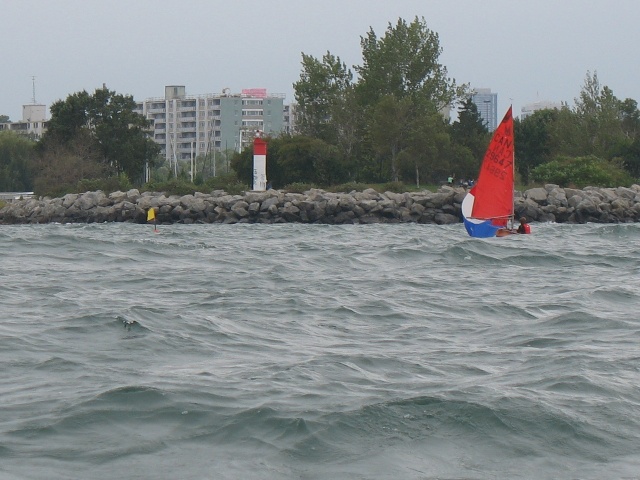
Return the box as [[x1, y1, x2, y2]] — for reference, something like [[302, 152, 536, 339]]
[[1, 223, 639, 479]]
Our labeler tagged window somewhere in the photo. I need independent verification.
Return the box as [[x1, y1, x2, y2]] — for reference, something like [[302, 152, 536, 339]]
[[242, 120, 263, 127], [242, 109, 263, 116]]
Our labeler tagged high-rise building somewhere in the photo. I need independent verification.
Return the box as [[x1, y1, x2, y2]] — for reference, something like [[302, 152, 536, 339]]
[[134, 86, 287, 164], [471, 88, 498, 132]]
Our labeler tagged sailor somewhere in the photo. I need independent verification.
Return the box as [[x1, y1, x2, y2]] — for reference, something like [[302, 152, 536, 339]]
[[516, 217, 531, 234]]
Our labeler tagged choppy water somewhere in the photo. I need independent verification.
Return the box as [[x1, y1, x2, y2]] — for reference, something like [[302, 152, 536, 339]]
[[1, 222, 639, 479]]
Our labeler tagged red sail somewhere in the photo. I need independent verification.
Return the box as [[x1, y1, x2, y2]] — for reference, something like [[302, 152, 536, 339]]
[[470, 107, 514, 221]]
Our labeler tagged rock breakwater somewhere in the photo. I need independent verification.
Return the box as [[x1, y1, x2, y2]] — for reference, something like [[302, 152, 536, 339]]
[[2, 184, 640, 225]]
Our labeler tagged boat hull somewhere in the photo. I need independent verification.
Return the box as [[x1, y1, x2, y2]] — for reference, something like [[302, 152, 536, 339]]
[[461, 190, 502, 238]]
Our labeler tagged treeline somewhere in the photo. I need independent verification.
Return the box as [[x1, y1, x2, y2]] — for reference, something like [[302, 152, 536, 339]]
[[0, 86, 160, 196], [234, 17, 638, 190], [1, 17, 639, 196], [515, 71, 640, 187]]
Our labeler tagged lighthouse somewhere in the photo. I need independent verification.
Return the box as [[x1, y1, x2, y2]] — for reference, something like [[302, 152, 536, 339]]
[[252, 134, 267, 191]]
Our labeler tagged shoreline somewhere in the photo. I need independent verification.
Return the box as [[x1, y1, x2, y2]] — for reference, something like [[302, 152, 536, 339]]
[[2, 184, 640, 225]]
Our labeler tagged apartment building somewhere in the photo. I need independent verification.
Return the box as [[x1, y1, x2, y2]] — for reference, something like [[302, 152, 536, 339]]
[[134, 86, 287, 165], [0, 104, 48, 139]]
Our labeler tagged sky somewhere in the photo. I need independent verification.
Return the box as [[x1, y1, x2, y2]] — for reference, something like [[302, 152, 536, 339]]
[[2, 0, 639, 122]]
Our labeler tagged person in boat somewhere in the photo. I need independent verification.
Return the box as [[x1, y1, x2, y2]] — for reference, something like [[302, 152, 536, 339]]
[[516, 217, 531, 234], [496, 217, 531, 236]]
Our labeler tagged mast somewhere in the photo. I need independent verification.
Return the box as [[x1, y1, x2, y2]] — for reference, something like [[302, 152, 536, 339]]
[[31, 76, 37, 104], [510, 104, 515, 227]]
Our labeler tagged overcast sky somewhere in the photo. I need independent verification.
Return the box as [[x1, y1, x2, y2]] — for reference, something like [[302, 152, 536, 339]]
[[2, 0, 639, 122]]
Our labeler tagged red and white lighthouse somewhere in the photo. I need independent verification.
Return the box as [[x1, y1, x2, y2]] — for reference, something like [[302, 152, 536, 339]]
[[252, 135, 267, 191]]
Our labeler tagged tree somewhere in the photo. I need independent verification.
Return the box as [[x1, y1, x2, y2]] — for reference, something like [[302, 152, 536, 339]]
[[369, 95, 414, 182], [531, 155, 633, 188], [45, 90, 93, 143], [0, 115, 10, 123], [450, 98, 489, 178], [42, 86, 159, 182], [329, 85, 365, 180], [0, 131, 35, 191], [277, 136, 344, 186], [619, 98, 640, 141], [32, 131, 107, 196], [403, 111, 451, 186], [617, 137, 640, 177], [293, 16, 467, 184], [230, 135, 346, 188], [355, 17, 465, 109], [514, 109, 559, 183], [293, 52, 353, 143], [572, 71, 628, 158]]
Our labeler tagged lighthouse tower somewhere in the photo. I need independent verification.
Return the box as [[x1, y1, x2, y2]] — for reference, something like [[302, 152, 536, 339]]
[[252, 133, 267, 191]]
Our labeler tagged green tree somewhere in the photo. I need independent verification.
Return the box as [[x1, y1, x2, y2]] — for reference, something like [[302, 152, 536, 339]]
[[571, 71, 628, 158], [617, 137, 640, 177], [230, 135, 346, 188], [355, 16, 464, 109], [369, 95, 414, 182], [358, 17, 466, 182], [293, 52, 353, 143], [45, 90, 93, 143], [531, 154, 633, 188], [450, 98, 489, 179], [293, 17, 467, 184], [0, 115, 10, 123], [277, 136, 344, 186], [402, 111, 451, 186], [0, 131, 35, 191], [32, 131, 107, 196], [514, 108, 559, 183], [619, 98, 640, 141], [42, 86, 159, 182], [330, 85, 365, 180]]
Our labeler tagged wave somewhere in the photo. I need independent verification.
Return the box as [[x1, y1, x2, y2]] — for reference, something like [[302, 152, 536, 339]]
[[3, 222, 640, 478]]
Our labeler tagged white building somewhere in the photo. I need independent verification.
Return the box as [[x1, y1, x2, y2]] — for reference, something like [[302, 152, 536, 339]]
[[0, 104, 48, 139], [520, 100, 563, 120]]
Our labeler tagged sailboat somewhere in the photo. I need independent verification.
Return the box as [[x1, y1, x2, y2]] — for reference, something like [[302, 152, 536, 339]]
[[461, 107, 515, 238]]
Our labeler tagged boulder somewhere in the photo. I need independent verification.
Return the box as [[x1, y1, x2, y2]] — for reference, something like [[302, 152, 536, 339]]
[[525, 187, 548, 205], [3, 186, 640, 225]]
